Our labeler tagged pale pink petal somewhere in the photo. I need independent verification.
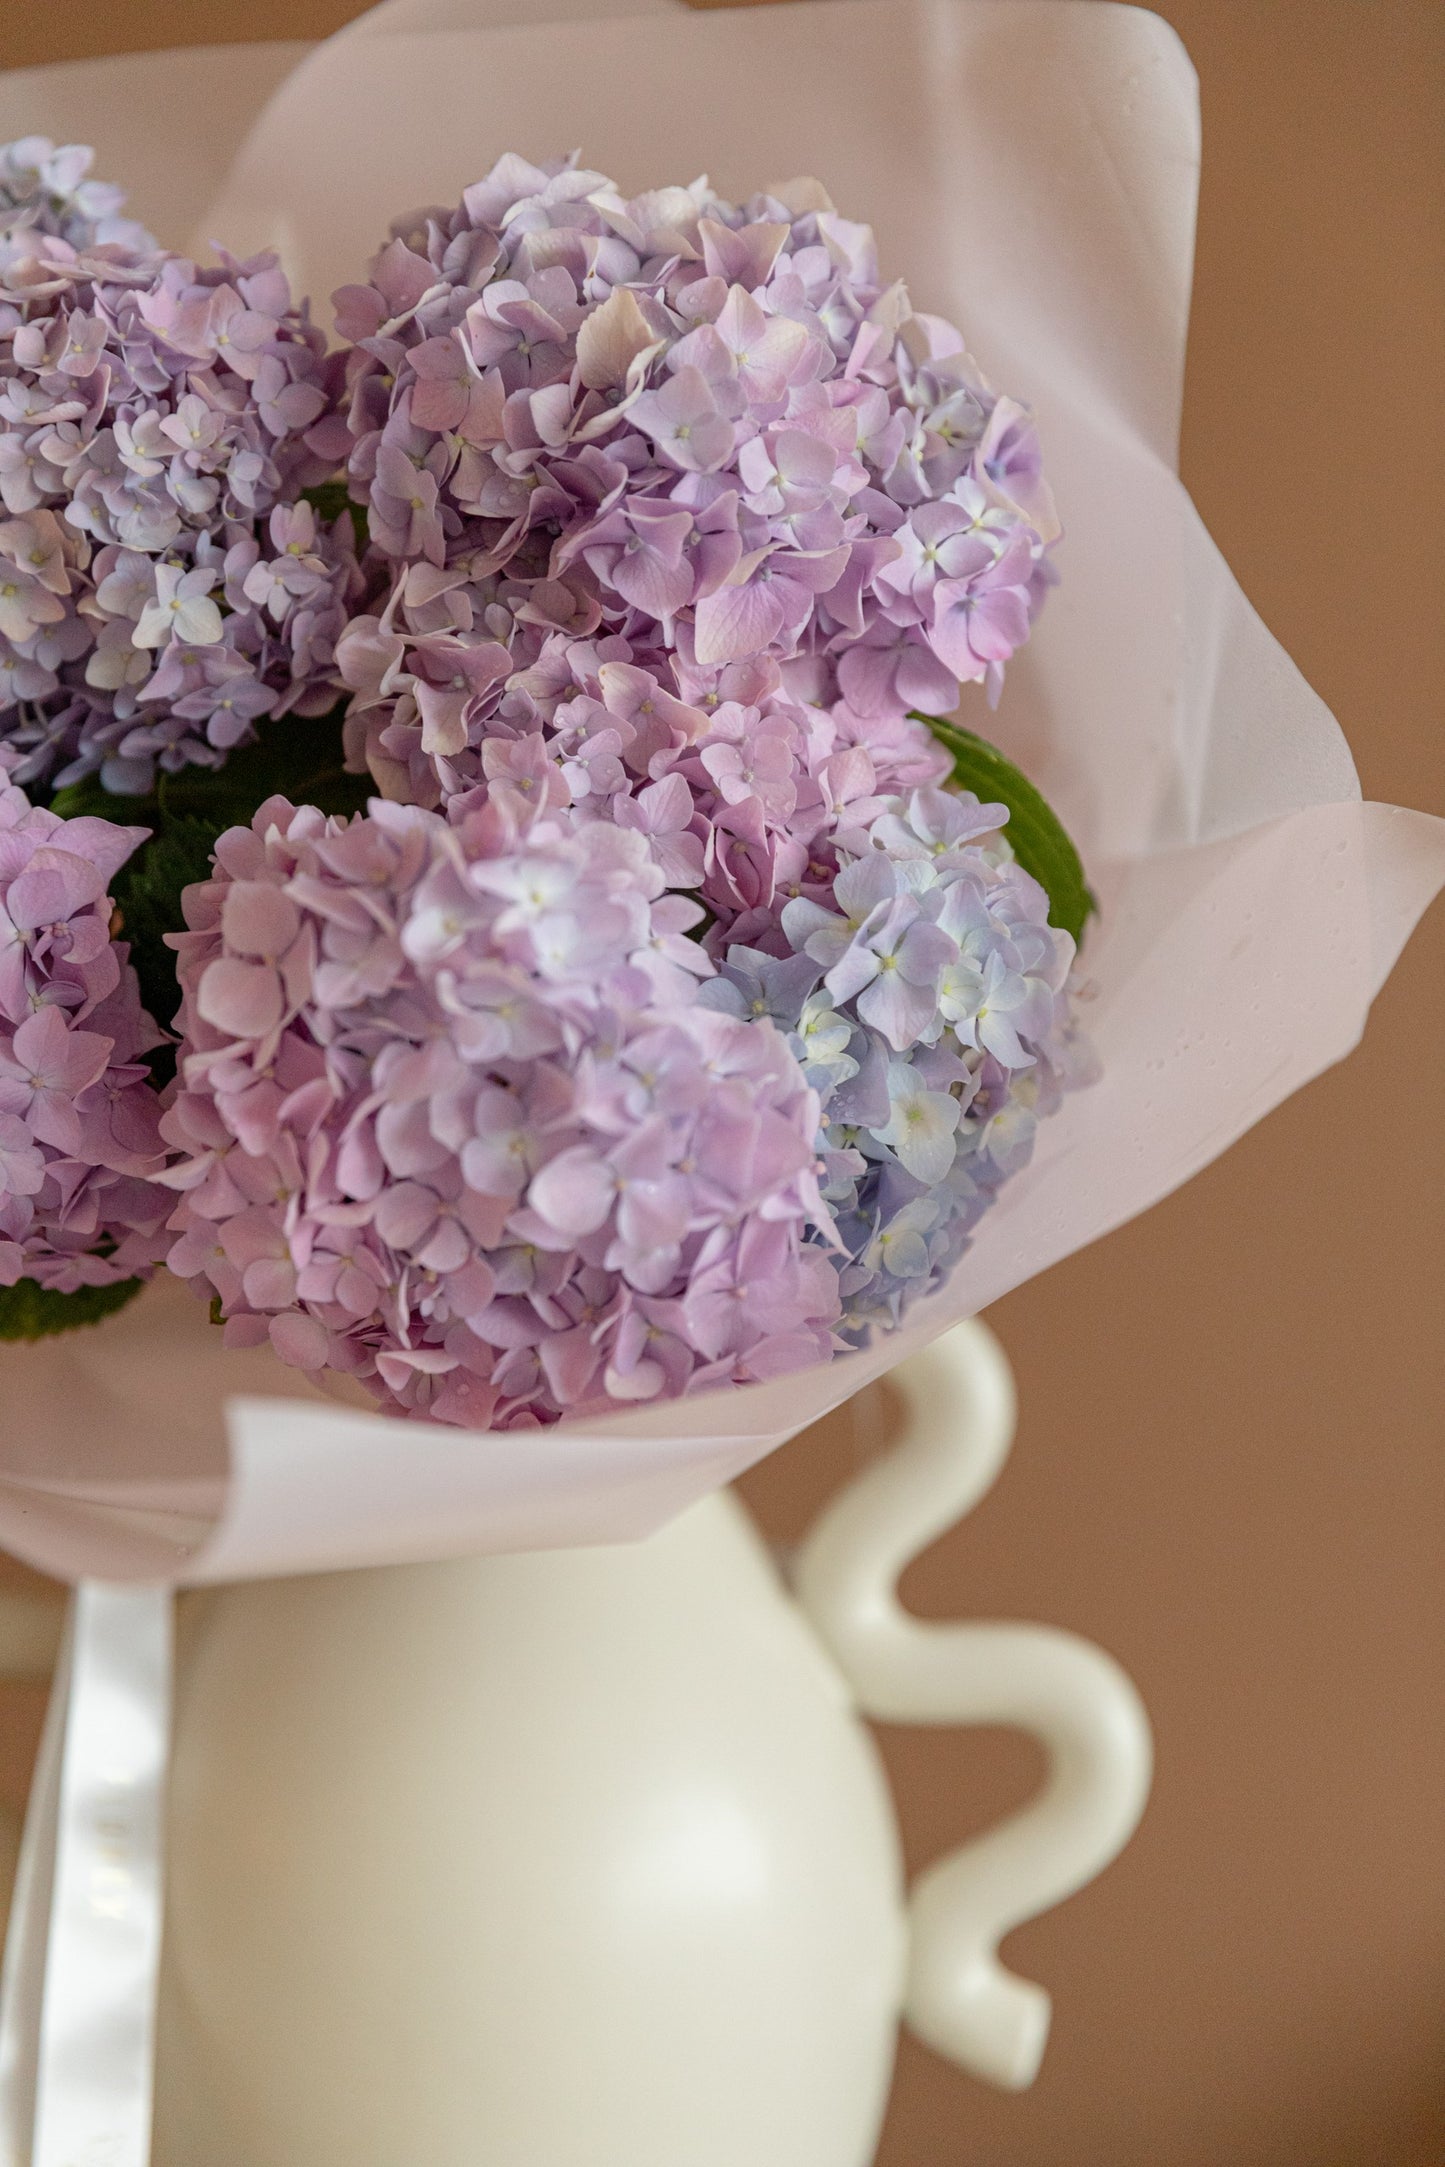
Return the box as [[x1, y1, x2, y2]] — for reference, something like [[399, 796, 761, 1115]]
[[197, 958, 284, 1039], [6, 848, 107, 930], [528, 1146, 616, 1237], [269, 1311, 331, 1370], [692, 578, 787, 665], [222, 881, 301, 959]]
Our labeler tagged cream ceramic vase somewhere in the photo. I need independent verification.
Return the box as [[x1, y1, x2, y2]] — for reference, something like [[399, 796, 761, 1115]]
[[1, 1323, 1151, 2167]]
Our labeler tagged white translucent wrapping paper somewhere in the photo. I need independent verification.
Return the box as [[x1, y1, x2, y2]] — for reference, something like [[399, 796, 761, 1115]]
[[0, 0, 1441, 1593]]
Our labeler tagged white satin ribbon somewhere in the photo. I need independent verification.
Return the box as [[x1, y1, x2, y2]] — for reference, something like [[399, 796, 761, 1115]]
[[0, 1585, 171, 2167]]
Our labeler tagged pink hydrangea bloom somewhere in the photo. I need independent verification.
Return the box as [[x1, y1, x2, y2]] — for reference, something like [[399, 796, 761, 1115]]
[[0, 757, 170, 1291], [335, 154, 1059, 807], [159, 790, 841, 1428]]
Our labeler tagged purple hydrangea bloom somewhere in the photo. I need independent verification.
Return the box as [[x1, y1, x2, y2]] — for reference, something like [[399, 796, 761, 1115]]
[[0, 754, 171, 1291], [700, 783, 1092, 1338], [0, 141, 360, 793], [158, 788, 841, 1428], [334, 154, 1059, 807]]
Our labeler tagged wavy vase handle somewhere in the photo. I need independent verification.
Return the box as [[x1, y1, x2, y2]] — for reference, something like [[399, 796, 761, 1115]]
[[792, 1318, 1152, 2092]]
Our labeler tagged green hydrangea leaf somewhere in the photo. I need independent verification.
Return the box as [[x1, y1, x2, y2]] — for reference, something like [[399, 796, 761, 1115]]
[[143, 705, 372, 832], [47, 772, 130, 823], [51, 701, 369, 829], [107, 813, 225, 1085], [0, 1275, 146, 1342], [913, 712, 1096, 945]]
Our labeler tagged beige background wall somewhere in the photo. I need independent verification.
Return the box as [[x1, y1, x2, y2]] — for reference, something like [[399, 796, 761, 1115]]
[[0, 4, 1441, 2161]]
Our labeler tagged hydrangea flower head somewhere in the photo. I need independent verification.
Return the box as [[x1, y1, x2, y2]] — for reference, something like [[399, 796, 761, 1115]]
[[334, 154, 1059, 809], [0, 140, 360, 794], [0, 753, 171, 1292], [705, 782, 1090, 1336], [159, 790, 841, 1427]]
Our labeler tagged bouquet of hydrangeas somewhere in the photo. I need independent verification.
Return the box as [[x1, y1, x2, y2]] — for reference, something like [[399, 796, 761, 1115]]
[[0, 134, 1097, 1430], [2, 13, 1443, 2160]]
